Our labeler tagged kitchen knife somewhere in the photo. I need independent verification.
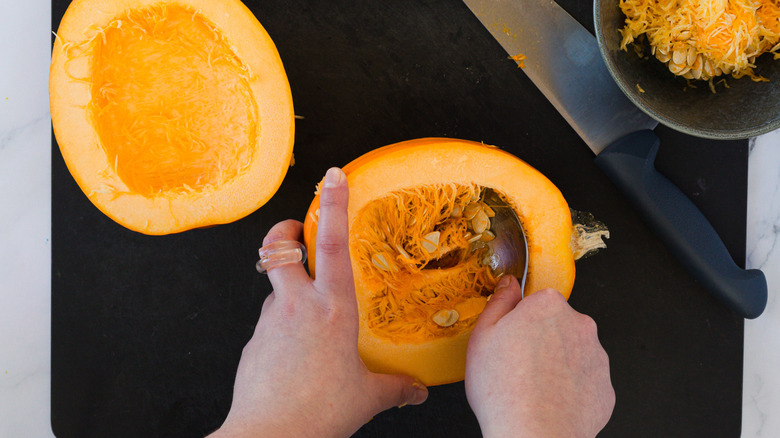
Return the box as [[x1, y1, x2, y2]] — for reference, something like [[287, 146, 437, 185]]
[[462, 0, 767, 318]]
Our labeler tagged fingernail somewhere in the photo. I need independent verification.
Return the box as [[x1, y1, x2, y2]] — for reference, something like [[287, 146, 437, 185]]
[[410, 381, 429, 405], [496, 275, 513, 289], [322, 167, 344, 188], [399, 381, 428, 407]]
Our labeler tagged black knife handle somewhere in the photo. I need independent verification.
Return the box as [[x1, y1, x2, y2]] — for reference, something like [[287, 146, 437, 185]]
[[594, 130, 767, 319]]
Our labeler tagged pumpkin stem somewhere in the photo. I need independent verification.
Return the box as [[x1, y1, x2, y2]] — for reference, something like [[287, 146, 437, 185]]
[[570, 209, 610, 261]]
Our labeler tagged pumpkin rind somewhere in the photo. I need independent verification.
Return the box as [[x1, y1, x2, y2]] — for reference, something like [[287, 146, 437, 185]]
[[50, 0, 294, 234], [303, 138, 576, 386]]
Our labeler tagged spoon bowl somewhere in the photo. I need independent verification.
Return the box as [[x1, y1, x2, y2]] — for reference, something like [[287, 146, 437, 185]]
[[482, 189, 529, 296]]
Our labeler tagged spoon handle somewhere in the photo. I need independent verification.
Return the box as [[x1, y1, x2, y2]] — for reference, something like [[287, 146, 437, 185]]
[[595, 130, 767, 319]]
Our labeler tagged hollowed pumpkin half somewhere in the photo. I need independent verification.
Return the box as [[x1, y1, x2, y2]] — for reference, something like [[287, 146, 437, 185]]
[[303, 138, 578, 386], [50, 0, 294, 234]]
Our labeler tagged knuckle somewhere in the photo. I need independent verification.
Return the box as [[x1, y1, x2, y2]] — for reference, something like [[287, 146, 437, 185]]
[[320, 195, 338, 206], [263, 219, 302, 245], [525, 288, 566, 314], [260, 293, 275, 312], [599, 345, 612, 368], [270, 294, 298, 320], [607, 383, 617, 407], [241, 342, 255, 358], [279, 218, 301, 227], [319, 191, 343, 208], [535, 288, 566, 304], [466, 326, 485, 345], [263, 230, 286, 245], [316, 239, 345, 256], [319, 300, 344, 324], [579, 314, 598, 334]]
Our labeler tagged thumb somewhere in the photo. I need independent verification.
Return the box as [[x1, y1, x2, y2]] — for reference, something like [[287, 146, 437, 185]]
[[366, 373, 429, 411], [475, 275, 523, 329]]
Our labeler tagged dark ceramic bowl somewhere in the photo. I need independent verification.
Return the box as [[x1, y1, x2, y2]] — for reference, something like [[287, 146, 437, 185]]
[[594, 0, 780, 139]]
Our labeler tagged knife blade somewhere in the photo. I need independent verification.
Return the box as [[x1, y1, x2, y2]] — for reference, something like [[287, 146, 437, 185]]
[[463, 0, 767, 318], [464, 0, 655, 152]]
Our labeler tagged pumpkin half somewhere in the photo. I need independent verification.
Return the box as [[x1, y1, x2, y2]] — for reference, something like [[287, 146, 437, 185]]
[[50, 0, 294, 234], [303, 138, 589, 386]]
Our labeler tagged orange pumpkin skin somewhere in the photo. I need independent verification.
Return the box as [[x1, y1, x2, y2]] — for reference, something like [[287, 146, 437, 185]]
[[50, 0, 294, 234], [303, 138, 576, 386]]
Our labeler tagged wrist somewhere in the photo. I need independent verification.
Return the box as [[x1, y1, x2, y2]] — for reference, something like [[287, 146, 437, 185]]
[[208, 418, 298, 438], [210, 412, 350, 438], [477, 409, 583, 438]]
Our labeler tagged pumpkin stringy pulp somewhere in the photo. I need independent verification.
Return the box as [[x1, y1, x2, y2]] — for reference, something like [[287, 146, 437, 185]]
[[349, 183, 511, 343], [59, 4, 258, 198]]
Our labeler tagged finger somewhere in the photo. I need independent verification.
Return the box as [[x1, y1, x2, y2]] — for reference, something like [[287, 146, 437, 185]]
[[366, 373, 429, 411], [312, 168, 354, 298], [261, 219, 311, 295], [520, 287, 570, 320], [262, 219, 304, 246], [474, 275, 523, 329]]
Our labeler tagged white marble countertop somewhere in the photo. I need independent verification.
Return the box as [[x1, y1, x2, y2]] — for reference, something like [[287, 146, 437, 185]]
[[1, 0, 778, 436]]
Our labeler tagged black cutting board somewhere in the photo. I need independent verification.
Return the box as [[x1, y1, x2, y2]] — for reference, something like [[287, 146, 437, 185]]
[[51, 0, 747, 436]]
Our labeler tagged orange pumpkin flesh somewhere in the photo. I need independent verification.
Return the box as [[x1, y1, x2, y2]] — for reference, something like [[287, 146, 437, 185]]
[[303, 138, 576, 386], [50, 0, 294, 234]]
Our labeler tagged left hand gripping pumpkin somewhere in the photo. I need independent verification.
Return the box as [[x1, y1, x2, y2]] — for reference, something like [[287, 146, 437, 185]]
[[50, 0, 294, 234]]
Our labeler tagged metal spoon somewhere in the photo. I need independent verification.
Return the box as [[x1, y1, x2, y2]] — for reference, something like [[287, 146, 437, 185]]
[[482, 189, 529, 297]]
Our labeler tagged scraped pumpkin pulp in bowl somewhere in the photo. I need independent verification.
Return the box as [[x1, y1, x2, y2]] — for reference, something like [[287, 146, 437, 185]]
[[304, 138, 607, 386], [50, 0, 294, 234]]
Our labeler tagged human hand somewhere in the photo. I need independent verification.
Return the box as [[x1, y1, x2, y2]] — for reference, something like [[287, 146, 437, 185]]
[[465, 276, 615, 438], [211, 168, 428, 438]]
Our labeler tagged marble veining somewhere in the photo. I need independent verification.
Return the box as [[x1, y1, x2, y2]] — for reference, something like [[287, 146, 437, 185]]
[[1, 1, 779, 437], [747, 138, 780, 271], [744, 130, 780, 438]]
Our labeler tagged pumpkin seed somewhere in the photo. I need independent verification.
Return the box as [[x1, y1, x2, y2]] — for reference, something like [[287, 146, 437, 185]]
[[668, 61, 690, 76], [450, 205, 462, 218], [472, 210, 490, 234], [396, 243, 412, 260], [422, 231, 441, 253], [657, 42, 726, 81], [672, 48, 686, 66], [481, 203, 495, 218], [467, 233, 483, 243], [655, 48, 670, 63], [689, 55, 703, 79], [463, 202, 482, 220], [372, 253, 393, 272], [703, 59, 714, 77], [480, 229, 496, 242], [432, 309, 459, 327], [471, 241, 487, 252], [686, 45, 697, 66]]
